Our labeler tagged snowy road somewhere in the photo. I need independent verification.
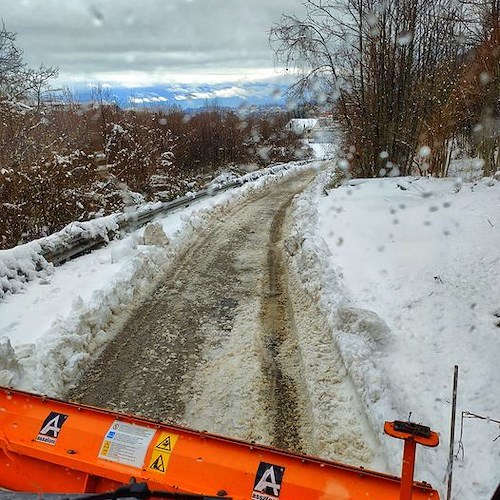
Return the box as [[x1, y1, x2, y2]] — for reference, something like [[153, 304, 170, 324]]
[[67, 170, 379, 466]]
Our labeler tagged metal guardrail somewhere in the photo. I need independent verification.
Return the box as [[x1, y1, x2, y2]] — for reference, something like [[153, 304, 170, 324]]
[[40, 188, 210, 266]]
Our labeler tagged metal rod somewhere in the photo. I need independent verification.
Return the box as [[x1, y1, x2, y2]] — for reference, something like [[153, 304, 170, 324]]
[[447, 365, 459, 500], [400, 439, 417, 500]]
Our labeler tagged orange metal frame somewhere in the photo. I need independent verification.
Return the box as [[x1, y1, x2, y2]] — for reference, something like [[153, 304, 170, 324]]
[[384, 421, 440, 500], [0, 387, 440, 499]]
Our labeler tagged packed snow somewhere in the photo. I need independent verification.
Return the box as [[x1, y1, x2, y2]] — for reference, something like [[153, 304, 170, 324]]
[[0, 153, 498, 499]]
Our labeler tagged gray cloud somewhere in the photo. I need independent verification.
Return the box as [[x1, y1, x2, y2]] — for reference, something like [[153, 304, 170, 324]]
[[0, 0, 305, 85]]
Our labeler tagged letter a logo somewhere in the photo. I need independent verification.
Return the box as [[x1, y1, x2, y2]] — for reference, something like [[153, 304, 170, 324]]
[[36, 412, 68, 445], [40, 414, 63, 437], [253, 462, 285, 498]]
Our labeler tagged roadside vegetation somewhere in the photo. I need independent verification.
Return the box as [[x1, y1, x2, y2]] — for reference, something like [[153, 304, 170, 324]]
[[0, 28, 306, 250], [271, 0, 499, 178]]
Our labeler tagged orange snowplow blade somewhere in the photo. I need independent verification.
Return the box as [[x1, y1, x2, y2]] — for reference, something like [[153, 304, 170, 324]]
[[0, 387, 439, 499]]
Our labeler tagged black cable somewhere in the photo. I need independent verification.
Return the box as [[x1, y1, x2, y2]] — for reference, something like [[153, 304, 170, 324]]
[[70, 483, 230, 500]]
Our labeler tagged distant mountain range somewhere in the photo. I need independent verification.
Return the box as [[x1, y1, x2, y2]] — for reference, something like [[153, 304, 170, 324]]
[[67, 80, 290, 111]]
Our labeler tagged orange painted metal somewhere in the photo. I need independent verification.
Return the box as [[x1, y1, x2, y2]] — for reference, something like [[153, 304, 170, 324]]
[[401, 440, 418, 500], [384, 421, 440, 448], [384, 421, 440, 500], [0, 387, 440, 499]]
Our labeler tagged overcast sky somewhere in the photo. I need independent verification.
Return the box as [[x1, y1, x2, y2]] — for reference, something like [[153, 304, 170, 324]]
[[1, 0, 305, 89]]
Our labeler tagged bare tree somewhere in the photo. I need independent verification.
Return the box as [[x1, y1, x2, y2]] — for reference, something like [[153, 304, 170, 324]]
[[0, 24, 59, 108], [271, 0, 465, 177], [27, 64, 60, 110], [420, 0, 499, 175], [0, 23, 24, 99]]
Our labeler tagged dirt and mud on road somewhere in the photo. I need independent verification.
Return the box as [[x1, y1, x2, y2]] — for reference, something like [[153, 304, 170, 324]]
[[68, 169, 380, 467]]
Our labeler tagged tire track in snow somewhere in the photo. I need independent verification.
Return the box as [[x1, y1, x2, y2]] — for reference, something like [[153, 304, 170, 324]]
[[260, 196, 306, 452], [180, 173, 317, 447]]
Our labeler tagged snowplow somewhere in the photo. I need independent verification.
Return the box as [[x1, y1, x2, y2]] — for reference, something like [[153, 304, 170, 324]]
[[0, 387, 440, 499]]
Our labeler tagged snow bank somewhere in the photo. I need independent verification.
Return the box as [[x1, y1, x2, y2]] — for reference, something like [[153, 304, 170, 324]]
[[447, 157, 494, 183], [0, 242, 53, 300], [43, 214, 120, 249], [287, 170, 500, 499], [0, 214, 120, 300], [0, 162, 315, 398]]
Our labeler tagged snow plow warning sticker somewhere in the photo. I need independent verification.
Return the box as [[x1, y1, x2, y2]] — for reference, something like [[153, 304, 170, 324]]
[[251, 462, 285, 500], [35, 411, 68, 445], [147, 431, 178, 474], [98, 420, 155, 468]]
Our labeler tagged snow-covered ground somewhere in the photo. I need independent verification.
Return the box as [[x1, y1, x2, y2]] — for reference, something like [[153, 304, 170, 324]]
[[1, 150, 498, 498], [306, 141, 336, 160], [287, 170, 500, 499]]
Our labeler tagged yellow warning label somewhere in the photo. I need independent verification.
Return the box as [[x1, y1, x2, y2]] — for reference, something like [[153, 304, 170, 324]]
[[148, 432, 178, 474], [149, 454, 165, 472], [155, 435, 172, 451], [100, 440, 111, 456]]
